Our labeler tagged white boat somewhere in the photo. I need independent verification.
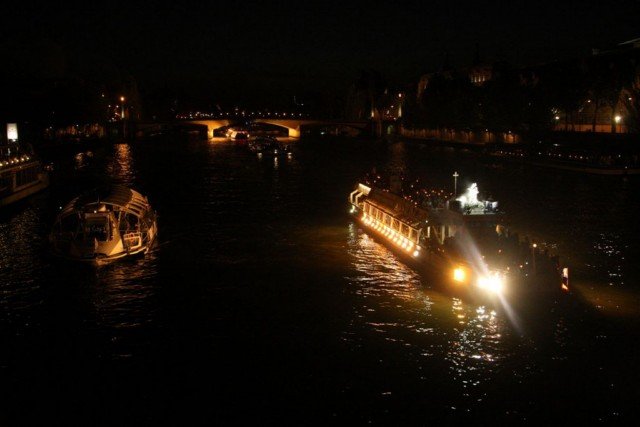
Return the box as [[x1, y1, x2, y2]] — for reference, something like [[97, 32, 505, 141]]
[[349, 180, 568, 302], [0, 142, 49, 207], [50, 185, 157, 264]]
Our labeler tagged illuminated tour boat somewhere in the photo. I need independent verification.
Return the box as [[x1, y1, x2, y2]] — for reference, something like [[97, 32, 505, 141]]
[[0, 124, 49, 207], [50, 185, 158, 264], [349, 178, 568, 301]]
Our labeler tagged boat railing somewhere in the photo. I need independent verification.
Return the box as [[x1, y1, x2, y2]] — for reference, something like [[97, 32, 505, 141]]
[[350, 183, 371, 207], [123, 232, 142, 249]]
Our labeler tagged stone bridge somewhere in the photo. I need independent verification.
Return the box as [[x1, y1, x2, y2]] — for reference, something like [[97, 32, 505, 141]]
[[189, 119, 370, 138]]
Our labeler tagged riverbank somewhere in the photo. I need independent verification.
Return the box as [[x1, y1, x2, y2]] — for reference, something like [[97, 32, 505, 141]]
[[399, 133, 640, 175]]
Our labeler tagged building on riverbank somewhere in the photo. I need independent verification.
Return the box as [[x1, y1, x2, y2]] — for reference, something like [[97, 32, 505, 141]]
[[410, 38, 640, 138]]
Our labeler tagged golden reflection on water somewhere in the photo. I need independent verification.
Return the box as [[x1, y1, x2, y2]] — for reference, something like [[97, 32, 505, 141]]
[[92, 247, 159, 317], [348, 225, 422, 302], [0, 209, 42, 310], [346, 222, 510, 388], [87, 248, 160, 358], [446, 300, 503, 377], [106, 143, 136, 185]]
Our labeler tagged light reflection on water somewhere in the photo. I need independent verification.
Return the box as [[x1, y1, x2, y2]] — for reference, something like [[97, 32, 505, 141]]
[[0, 208, 45, 314], [0, 138, 638, 423], [345, 221, 517, 403], [90, 250, 159, 328], [106, 143, 136, 185]]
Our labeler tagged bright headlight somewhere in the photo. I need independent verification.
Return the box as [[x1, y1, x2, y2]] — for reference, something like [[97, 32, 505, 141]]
[[453, 267, 466, 282], [476, 273, 505, 293]]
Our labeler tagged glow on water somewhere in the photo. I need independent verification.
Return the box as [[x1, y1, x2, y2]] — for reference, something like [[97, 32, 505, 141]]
[[344, 223, 519, 401], [1, 138, 638, 423]]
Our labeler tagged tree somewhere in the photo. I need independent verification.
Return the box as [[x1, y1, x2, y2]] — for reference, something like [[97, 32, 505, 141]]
[[621, 65, 640, 133]]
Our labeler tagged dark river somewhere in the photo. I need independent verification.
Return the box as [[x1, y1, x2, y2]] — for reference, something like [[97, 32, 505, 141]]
[[1, 136, 639, 424]]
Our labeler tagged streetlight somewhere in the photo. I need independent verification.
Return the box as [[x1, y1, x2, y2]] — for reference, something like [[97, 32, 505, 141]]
[[453, 171, 459, 196], [120, 96, 126, 139], [531, 243, 537, 275]]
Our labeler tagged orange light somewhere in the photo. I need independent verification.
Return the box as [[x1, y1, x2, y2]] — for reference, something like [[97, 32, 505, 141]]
[[453, 267, 466, 283]]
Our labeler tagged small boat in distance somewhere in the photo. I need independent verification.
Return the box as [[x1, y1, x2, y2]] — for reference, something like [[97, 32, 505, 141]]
[[226, 128, 250, 145], [50, 185, 157, 264], [0, 140, 49, 207], [247, 136, 291, 156]]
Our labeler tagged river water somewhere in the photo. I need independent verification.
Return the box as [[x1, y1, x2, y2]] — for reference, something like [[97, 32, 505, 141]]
[[1, 136, 639, 424]]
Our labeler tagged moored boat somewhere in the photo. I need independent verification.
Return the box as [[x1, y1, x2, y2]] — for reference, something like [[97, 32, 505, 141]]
[[349, 179, 569, 305], [0, 140, 49, 207], [247, 136, 291, 156], [50, 185, 157, 264]]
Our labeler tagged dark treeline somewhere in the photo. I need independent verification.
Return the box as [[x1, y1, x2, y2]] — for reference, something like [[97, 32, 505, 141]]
[[0, 36, 185, 136]]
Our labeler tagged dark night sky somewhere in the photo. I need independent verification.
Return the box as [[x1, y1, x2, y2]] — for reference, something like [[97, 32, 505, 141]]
[[2, 0, 640, 106]]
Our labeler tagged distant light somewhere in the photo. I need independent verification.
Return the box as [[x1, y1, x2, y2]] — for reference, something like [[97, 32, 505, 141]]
[[615, 115, 622, 123], [554, 115, 560, 120], [7, 123, 18, 141]]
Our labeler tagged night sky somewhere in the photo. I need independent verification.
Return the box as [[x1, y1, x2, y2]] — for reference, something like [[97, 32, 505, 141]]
[[2, 1, 639, 106]]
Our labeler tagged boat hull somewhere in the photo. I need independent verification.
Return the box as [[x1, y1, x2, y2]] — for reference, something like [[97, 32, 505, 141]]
[[0, 173, 49, 207], [51, 230, 157, 266], [351, 211, 567, 310]]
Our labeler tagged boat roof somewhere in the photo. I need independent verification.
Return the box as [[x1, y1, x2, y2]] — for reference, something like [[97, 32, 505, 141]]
[[59, 185, 152, 217], [360, 184, 497, 228], [365, 187, 431, 227]]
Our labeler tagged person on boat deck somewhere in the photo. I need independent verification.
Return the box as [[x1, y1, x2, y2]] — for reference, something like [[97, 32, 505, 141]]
[[126, 214, 139, 232]]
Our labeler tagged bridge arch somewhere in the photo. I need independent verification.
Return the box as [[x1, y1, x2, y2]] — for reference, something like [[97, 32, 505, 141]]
[[254, 119, 369, 138], [186, 119, 369, 138], [190, 120, 232, 138]]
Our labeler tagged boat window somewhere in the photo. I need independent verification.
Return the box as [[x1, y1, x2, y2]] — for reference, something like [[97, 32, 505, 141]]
[[409, 228, 417, 242], [400, 223, 409, 236], [85, 217, 109, 241], [391, 219, 399, 231], [383, 214, 391, 226], [124, 213, 139, 231]]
